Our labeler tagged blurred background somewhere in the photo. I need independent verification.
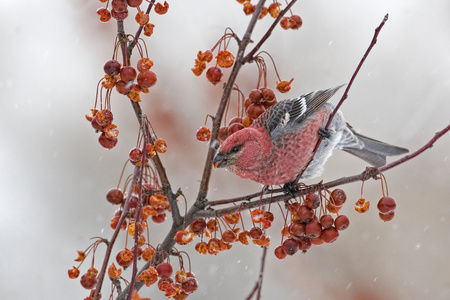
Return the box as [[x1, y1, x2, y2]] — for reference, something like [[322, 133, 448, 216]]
[[1, 0, 449, 299]]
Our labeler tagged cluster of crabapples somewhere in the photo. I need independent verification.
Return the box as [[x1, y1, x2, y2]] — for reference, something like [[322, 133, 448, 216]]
[[238, 0, 303, 30], [274, 189, 350, 259], [174, 212, 272, 256], [96, 0, 168, 27], [86, 56, 157, 149]]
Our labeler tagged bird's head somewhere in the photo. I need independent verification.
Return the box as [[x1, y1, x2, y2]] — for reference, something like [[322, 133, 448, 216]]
[[213, 127, 272, 172]]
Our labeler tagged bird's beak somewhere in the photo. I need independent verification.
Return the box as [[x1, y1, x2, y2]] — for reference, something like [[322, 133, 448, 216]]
[[213, 152, 227, 169]]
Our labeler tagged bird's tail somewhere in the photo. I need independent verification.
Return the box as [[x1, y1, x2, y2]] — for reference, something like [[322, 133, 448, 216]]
[[339, 125, 409, 167]]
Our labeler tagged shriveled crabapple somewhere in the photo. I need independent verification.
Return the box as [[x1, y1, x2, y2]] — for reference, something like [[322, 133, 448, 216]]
[[106, 188, 124, 205], [196, 126, 211, 142], [137, 58, 154, 73], [68, 266, 80, 279], [268, 2, 281, 18], [129, 147, 143, 164], [143, 23, 155, 37], [154, 138, 167, 153], [334, 215, 350, 230], [104, 60, 121, 76], [280, 16, 293, 30], [156, 262, 173, 279], [277, 78, 294, 93], [243, 2, 256, 15], [377, 196, 397, 214], [205, 66, 223, 85], [120, 66, 137, 82], [97, 8, 111, 22], [95, 109, 113, 127], [137, 70, 157, 88], [216, 50, 235, 68], [354, 198, 370, 213], [282, 238, 299, 255], [154, 1, 169, 15], [135, 11, 149, 25], [116, 249, 133, 267]]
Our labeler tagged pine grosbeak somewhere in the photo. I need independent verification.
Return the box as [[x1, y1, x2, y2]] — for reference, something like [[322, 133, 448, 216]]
[[213, 85, 408, 186]]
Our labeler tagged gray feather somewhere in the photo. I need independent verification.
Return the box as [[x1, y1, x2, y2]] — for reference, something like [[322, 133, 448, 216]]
[[339, 125, 409, 167]]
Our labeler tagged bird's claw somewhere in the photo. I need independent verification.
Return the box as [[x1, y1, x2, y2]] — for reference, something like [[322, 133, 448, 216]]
[[282, 182, 299, 198], [318, 128, 331, 139]]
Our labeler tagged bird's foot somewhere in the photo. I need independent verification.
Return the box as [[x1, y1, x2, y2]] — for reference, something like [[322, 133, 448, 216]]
[[318, 128, 331, 139], [282, 181, 299, 198]]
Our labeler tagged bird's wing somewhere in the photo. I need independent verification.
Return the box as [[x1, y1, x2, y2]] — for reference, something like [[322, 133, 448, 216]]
[[264, 85, 345, 141]]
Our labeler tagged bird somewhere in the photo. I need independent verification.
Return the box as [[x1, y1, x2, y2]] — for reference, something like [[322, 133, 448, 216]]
[[213, 85, 408, 186]]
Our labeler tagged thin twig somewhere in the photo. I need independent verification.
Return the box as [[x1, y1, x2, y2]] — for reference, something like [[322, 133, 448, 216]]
[[93, 165, 142, 300], [196, 0, 267, 206], [295, 14, 389, 183], [245, 247, 268, 300]]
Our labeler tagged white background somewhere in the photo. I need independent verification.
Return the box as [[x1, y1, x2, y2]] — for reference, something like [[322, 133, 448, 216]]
[[1, 0, 449, 299]]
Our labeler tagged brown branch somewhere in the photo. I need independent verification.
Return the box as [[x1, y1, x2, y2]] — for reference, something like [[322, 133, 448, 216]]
[[295, 13, 389, 183], [127, 0, 156, 58], [196, 0, 267, 206], [94, 165, 142, 300], [245, 246, 268, 300]]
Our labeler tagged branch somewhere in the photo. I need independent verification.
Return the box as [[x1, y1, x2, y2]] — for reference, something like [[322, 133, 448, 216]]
[[196, 0, 267, 205], [245, 247, 268, 300], [94, 165, 142, 300]]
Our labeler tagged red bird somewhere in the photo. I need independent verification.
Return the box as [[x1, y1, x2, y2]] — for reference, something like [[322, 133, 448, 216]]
[[213, 85, 408, 186]]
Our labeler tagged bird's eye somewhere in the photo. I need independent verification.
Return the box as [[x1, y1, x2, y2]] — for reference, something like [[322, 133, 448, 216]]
[[231, 146, 241, 153]]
